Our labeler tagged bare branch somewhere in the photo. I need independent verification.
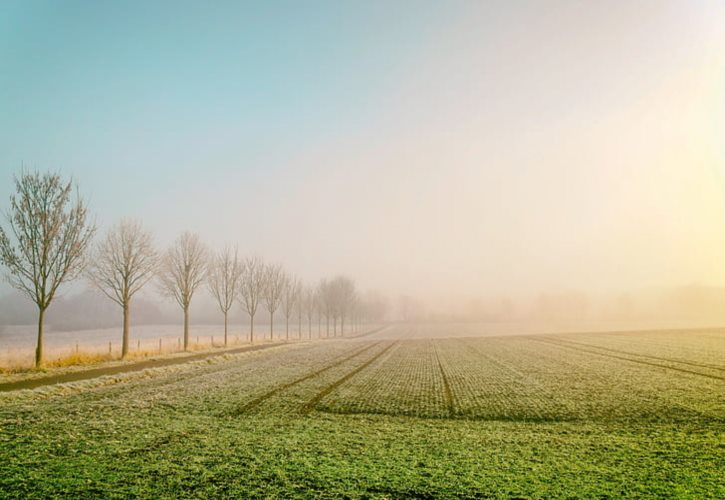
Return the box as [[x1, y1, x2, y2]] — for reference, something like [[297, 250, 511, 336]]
[[157, 231, 207, 310], [262, 263, 287, 317], [281, 274, 301, 320], [88, 219, 157, 306], [0, 171, 96, 309], [207, 245, 242, 315]]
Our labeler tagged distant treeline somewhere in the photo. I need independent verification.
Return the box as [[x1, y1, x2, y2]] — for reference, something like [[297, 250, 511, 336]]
[[0, 170, 389, 367]]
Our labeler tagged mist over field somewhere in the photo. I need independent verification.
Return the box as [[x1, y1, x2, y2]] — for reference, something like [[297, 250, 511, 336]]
[[1, 1, 725, 337], [0, 2, 723, 497]]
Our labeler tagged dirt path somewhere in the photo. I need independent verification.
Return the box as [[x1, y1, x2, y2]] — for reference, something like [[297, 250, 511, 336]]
[[0, 342, 285, 392]]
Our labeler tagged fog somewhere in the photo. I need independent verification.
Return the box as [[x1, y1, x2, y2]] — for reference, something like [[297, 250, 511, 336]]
[[1, 1, 725, 331]]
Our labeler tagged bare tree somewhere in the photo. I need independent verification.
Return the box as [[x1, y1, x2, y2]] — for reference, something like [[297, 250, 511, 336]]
[[361, 290, 389, 327], [239, 256, 264, 343], [312, 287, 322, 339], [295, 283, 304, 339], [281, 274, 300, 341], [158, 232, 207, 350], [330, 275, 356, 335], [88, 219, 157, 358], [207, 245, 242, 346], [262, 263, 286, 341], [0, 171, 95, 367], [301, 286, 316, 339], [318, 279, 332, 337]]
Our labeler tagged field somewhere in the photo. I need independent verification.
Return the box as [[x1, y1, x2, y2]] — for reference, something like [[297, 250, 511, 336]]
[[0, 324, 723, 498]]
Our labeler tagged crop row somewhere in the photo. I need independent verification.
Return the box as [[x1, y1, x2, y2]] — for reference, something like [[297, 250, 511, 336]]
[[554, 330, 725, 370], [308, 331, 724, 423]]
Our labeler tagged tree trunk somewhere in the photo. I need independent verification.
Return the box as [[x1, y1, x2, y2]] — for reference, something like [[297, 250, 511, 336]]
[[298, 311, 302, 339], [122, 302, 130, 358], [270, 312, 274, 341], [308, 317, 312, 339], [35, 307, 45, 368], [285, 316, 289, 341], [326, 317, 329, 337], [334, 317, 337, 337], [341, 316, 345, 336], [183, 307, 189, 350], [250, 313, 254, 344], [224, 311, 228, 346]]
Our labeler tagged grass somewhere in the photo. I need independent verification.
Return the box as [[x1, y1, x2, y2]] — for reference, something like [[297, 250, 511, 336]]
[[0, 337, 266, 377], [0, 325, 722, 498], [44, 351, 114, 369]]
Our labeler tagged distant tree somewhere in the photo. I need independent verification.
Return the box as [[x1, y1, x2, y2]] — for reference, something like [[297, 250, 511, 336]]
[[158, 232, 207, 350], [281, 274, 300, 341], [311, 287, 322, 339], [88, 219, 157, 358], [399, 294, 413, 322], [207, 245, 242, 346], [330, 275, 356, 335], [239, 256, 264, 343], [262, 263, 287, 341], [301, 286, 316, 339], [350, 296, 360, 333], [295, 283, 305, 339], [0, 171, 95, 367], [361, 290, 389, 326], [318, 279, 332, 336]]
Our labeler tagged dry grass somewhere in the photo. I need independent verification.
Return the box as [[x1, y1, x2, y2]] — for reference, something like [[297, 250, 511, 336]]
[[0, 341, 248, 376], [44, 351, 114, 369]]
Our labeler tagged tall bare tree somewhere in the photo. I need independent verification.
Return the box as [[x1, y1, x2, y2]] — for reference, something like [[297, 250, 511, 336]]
[[158, 232, 207, 350], [0, 171, 95, 367], [88, 219, 157, 358], [239, 255, 264, 343], [281, 274, 300, 341], [207, 245, 242, 346], [262, 263, 286, 341]]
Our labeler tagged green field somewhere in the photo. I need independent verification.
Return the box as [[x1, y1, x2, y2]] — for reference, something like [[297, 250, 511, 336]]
[[0, 325, 723, 498]]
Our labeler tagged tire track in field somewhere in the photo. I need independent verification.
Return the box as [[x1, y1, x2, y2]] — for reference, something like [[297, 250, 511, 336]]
[[299, 341, 399, 415], [432, 340, 456, 418], [457, 338, 558, 394], [549, 337, 725, 372], [346, 325, 390, 339], [230, 341, 382, 416], [533, 338, 725, 381]]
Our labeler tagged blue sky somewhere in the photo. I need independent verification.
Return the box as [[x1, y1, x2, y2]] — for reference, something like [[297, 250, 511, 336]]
[[1, 1, 724, 302], [0, 1, 449, 204]]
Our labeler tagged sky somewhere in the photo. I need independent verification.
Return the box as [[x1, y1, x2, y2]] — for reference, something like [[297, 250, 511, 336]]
[[1, 0, 724, 308]]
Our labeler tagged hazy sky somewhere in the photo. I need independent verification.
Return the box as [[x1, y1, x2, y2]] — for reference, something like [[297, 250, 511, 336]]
[[1, 1, 724, 303]]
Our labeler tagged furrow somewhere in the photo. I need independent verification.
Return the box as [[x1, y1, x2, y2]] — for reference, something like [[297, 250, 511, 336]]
[[432, 340, 455, 418], [533, 338, 725, 381], [548, 337, 725, 372], [230, 341, 380, 416], [299, 341, 398, 414]]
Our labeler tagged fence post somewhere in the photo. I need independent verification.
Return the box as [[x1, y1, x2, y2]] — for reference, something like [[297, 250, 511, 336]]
[[108, 342, 112, 355], [137, 339, 140, 351], [159, 338, 162, 353], [75, 341, 79, 354]]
